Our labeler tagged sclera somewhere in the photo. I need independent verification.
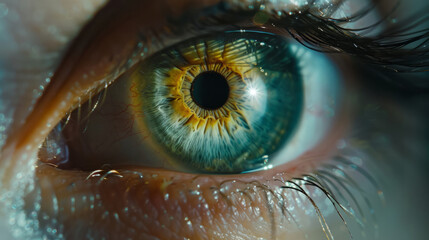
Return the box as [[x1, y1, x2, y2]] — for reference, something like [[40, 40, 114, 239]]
[[268, 43, 342, 169]]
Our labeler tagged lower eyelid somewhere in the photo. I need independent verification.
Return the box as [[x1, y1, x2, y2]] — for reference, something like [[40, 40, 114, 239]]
[[31, 148, 343, 239], [29, 98, 347, 239], [3, 75, 375, 239], [4, 74, 349, 238], [3, 87, 388, 240]]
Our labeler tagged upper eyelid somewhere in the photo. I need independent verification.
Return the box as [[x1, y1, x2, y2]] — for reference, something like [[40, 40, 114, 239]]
[[52, 0, 359, 90], [30, 2, 361, 114], [32, 0, 349, 106]]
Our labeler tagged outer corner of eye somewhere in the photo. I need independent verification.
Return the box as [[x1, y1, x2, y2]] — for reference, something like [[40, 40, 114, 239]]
[[38, 30, 344, 176]]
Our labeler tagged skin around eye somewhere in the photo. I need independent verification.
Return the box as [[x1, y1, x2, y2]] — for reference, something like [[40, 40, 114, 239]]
[[1, 0, 429, 239]]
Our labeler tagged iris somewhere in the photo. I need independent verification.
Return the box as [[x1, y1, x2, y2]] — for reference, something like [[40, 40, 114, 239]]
[[131, 31, 303, 173]]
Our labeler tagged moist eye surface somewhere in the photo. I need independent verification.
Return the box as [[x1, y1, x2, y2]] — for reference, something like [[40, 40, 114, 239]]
[[39, 31, 307, 174], [132, 31, 304, 173]]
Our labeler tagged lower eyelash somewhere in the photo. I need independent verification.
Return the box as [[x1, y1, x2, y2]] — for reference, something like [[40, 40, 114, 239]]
[[190, 146, 383, 240], [2, 134, 384, 240]]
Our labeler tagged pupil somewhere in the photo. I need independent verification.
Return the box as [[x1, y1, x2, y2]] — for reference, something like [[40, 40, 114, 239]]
[[191, 71, 230, 110]]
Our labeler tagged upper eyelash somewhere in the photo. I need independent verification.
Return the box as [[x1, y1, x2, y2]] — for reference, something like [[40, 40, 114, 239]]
[[150, 1, 429, 73], [56, 0, 428, 108], [280, 11, 429, 73]]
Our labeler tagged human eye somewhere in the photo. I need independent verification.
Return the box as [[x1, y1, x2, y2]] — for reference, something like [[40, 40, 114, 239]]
[[0, 0, 428, 239]]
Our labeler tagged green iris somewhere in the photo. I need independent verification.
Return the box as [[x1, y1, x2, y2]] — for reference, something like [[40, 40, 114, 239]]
[[130, 31, 303, 173]]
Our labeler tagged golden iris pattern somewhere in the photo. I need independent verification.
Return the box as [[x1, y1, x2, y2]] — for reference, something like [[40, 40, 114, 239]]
[[172, 63, 250, 131], [131, 31, 303, 173]]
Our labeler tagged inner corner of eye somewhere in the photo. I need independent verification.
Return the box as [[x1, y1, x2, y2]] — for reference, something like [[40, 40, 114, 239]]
[[37, 31, 342, 174]]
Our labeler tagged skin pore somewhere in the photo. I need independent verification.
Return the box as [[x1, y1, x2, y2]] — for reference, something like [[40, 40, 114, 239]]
[[0, 0, 428, 239]]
